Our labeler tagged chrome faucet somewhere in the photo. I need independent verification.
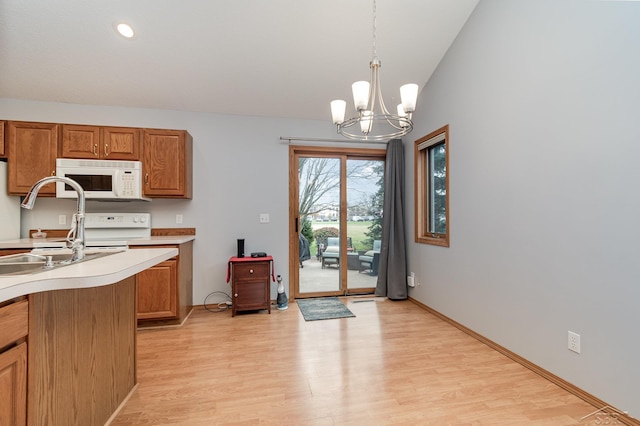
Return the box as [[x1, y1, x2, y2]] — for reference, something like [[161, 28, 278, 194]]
[[21, 176, 86, 262]]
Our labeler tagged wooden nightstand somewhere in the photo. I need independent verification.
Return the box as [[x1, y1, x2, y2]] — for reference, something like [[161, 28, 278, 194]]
[[227, 256, 274, 317]]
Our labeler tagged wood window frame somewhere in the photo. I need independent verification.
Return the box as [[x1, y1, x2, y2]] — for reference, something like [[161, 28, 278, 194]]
[[414, 124, 449, 247]]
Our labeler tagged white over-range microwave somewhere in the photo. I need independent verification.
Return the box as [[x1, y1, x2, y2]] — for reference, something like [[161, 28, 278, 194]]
[[56, 158, 149, 201]]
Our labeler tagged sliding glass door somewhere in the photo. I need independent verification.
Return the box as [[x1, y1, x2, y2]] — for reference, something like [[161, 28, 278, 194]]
[[289, 145, 386, 299]]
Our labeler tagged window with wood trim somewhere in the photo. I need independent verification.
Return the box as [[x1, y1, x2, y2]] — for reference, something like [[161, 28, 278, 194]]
[[415, 125, 449, 247]]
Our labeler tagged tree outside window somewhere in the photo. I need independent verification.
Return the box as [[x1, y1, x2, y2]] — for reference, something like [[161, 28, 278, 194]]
[[415, 125, 449, 247]]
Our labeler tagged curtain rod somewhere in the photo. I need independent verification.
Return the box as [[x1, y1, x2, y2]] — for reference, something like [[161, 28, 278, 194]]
[[279, 136, 388, 145]]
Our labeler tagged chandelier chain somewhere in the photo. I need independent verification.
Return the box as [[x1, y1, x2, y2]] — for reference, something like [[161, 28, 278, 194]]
[[372, 0, 377, 61]]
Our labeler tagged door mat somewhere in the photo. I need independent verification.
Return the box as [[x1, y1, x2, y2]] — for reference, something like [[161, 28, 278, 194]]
[[297, 297, 355, 321]]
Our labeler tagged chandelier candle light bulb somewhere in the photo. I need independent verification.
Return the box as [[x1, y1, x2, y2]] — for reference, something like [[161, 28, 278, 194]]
[[397, 104, 409, 128], [331, 100, 346, 124], [400, 83, 419, 112], [329, 0, 418, 141], [360, 110, 374, 134], [352, 81, 371, 111]]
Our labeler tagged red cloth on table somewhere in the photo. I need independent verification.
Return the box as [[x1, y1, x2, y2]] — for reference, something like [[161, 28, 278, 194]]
[[226, 256, 275, 283]]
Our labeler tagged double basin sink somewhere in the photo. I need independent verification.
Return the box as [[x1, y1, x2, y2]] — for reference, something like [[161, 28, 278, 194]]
[[0, 252, 117, 276]]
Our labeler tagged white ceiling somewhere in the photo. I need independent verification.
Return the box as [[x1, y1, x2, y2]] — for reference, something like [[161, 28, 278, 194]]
[[0, 0, 478, 121]]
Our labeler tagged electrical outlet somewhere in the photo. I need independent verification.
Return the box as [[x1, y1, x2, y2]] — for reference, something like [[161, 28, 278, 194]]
[[58, 215, 66, 225], [176, 214, 183, 224], [407, 273, 415, 287], [568, 331, 581, 354], [259, 213, 270, 224]]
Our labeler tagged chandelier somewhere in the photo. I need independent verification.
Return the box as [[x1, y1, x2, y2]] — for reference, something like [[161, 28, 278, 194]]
[[330, 0, 418, 142]]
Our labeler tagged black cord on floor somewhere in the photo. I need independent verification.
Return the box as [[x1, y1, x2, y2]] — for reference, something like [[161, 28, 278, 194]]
[[203, 291, 232, 313]]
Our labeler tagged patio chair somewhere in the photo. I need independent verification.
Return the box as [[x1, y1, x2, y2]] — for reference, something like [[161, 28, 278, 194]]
[[321, 237, 340, 269], [359, 240, 381, 275]]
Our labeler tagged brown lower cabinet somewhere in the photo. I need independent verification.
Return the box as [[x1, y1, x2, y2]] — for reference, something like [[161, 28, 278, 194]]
[[132, 241, 193, 326], [0, 298, 29, 426], [0, 343, 27, 425]]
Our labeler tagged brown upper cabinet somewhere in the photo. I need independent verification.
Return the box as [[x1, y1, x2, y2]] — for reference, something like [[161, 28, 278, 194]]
[[7, 121, 59, 196], [143, 129, 193, 199], [2, 120, 192, 198], [61, 125, 141, 160], [0, 121, 5, 157]]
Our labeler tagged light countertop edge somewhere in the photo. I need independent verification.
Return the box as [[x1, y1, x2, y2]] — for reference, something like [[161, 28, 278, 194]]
[[0, 235, 195, 249], [0, 247, 178, 303]]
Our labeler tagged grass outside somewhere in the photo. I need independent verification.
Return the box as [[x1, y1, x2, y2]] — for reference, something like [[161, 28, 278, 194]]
[[310, 221, 377, 255]]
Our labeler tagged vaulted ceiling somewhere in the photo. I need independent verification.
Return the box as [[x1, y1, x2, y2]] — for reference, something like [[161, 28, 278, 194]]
[[0, 0, 478, 121]]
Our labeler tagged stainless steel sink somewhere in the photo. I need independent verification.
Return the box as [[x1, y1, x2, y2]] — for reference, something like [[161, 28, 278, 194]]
[[0, 252, 118, 276], [0, 253, 70, 264]]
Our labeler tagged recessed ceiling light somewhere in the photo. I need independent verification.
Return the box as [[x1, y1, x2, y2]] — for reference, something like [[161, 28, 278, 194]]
[[115, 22, 135, 39]]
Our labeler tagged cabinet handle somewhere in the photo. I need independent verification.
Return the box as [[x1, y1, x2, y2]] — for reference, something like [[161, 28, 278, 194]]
[[234, 293, 238, 297], [104, 143, 109, 157], [51, 170, 55, 176], [144, 173, 149, 184], [249, 269, 254, 274], [93, 144, 98, 156]]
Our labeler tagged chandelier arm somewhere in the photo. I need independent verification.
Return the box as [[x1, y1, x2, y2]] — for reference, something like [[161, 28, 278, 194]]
[[368, 63, 377, 113], [337, 114, 413, 141], [375, 63, 391, 116]]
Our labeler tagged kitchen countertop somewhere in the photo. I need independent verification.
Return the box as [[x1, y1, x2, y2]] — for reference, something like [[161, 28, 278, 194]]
[[0, 235, 195, 250], [0, 247, 178, 303]]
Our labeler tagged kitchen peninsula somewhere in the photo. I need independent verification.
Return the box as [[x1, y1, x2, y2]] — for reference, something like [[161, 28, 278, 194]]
[[0, 247, 178, 425]]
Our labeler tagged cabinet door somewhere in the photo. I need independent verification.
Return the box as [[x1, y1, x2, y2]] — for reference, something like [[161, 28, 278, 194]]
[[136, 258, 178, 319], [61, 125, 141, 160], [7, 122, 58, 195], [0, 342, 27, 426], [102, 127, 140, 160], [234, 280, 269, 310], [61, 124, 100, 159], [142, 129, 192, 198]]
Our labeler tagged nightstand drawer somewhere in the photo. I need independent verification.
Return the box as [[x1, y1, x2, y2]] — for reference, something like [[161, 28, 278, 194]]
[[233, 262, 269, 281]]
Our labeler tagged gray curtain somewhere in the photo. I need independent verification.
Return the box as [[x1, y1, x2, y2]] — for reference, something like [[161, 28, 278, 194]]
[[375, 139, 408, 300]]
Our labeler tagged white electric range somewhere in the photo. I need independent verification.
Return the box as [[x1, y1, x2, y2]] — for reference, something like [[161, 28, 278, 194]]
[[32, 213, 151, 253]]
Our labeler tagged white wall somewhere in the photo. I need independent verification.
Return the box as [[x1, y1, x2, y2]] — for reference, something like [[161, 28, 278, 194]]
[[0, 98, 340, 305], [406, 0, 640, 416]]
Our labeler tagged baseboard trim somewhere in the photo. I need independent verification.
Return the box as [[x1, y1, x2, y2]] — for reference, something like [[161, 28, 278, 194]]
[[407, 297, 639, 426], [104, 383, 139, 425], [137, 306, 194, 330]]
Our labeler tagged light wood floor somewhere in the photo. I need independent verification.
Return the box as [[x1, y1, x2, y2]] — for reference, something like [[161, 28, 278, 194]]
[[112, 298, 598, 425]]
